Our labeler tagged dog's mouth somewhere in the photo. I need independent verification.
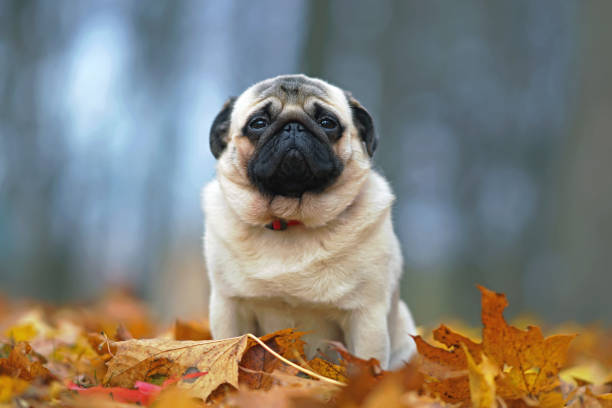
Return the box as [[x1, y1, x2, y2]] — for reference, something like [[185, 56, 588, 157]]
[[247, 121, 343, 198]]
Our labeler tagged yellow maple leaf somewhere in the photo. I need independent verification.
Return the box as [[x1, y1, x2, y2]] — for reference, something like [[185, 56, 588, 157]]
[[463, 344, 497, 408]]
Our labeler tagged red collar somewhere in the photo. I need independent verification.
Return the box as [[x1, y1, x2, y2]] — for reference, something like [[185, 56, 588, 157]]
[[265, 219, 302, 231]]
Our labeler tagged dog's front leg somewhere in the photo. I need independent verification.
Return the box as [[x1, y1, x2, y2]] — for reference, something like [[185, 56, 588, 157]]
[[209, 292, 255, 339], [344, 305, 391, 369]]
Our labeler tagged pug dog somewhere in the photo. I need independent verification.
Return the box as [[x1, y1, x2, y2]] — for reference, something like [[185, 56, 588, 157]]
[[202, 74, 416, 369]]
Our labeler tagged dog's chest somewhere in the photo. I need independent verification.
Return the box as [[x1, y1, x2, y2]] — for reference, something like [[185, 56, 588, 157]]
[[225, 250, 361, 305]]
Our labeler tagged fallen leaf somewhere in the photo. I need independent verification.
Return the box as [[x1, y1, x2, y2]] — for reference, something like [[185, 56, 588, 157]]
[[480, 286, 576, 397], [537, 391, 565, 408], [239, 329, 306, 390], [333, 360, 423, 408], [331, 341, 383, 378], [104, 336, 248, 401], [115, 323, 134, 341], [307, 357, 348, 383], [0, 285, 607, 407], [463, 344, 497, 408], [0, 342, 56, 383], [228, 373, 337, 408], [358, 373, 405, 408], [414, 286, 576, 406], [174, 319, 211, 341]]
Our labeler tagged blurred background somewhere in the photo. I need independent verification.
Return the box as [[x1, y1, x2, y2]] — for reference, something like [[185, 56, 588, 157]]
[[1, 0, 610, 325]]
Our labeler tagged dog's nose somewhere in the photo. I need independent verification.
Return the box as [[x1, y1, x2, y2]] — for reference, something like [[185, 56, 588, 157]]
[[280, 148, 308, 179], [283, 122, 306, 133]]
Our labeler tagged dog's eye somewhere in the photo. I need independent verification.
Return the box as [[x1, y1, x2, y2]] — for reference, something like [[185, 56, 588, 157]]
[[319, 117, 337, 130], [249, 117, 269, 130]]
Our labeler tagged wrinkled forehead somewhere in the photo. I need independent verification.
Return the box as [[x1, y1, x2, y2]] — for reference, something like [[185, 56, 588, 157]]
[[231, 75, 351, 125]]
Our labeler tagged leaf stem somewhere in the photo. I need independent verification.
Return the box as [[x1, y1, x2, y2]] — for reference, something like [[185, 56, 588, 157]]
[[245, 333, 346, 387]]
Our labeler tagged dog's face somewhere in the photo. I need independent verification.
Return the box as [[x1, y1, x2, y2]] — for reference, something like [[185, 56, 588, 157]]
[[209, 74, 378, 227]]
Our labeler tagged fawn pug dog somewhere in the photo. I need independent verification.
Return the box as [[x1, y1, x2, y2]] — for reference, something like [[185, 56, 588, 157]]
[[202, 74, 416, 369]]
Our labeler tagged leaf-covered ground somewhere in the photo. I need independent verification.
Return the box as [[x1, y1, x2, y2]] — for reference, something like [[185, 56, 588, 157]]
[[0, 286, 610, 407]]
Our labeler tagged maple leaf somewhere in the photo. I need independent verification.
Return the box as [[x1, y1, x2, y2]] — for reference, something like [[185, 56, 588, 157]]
[[308, 357, 348, 383], [414, 285, 576, 406], [102, 329, 338, 403], [239, 328, 306, 390], [103, 336, 248, 401], [0, 342, 56, 383], [3, 286, 611, 407], [479, 286, 576, 397], [463, 344, 497, 408]]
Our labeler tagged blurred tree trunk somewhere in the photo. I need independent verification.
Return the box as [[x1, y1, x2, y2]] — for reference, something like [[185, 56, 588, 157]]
[[0, 1, 75, 299], [300, 0, 331, 77], [554, 0, 612, 321]]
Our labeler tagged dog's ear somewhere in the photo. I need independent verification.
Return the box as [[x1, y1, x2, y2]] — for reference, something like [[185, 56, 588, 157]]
[[345, 92, 378, 157], [210, 97, 236, 159]]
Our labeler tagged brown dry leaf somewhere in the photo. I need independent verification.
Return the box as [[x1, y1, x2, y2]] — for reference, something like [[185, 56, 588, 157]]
[[0, 342, 56, 383], [1, 286, 610, 407], [414, 335, 468, 375], [423, 375, 471, 405], [434, 324, 482, 360], [334, 361, 423, 408], [239, 329, 306, 391], [115, 323, 134, 341], [104, 336, 249, 401], [331, 341, 384, 379], [414, 285, 576, 406]]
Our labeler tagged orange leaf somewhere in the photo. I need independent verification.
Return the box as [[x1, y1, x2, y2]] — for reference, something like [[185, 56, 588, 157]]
[[434, 324, 483, 362], [478, 285, 576, 396], [239, 329, 306, 390], [0, 342, 56, 383], [414, 286, 576, 406], [174, 319, 211, 341]]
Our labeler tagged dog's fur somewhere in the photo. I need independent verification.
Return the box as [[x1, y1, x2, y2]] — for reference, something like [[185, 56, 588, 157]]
[[202, 74, 416, 369]]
